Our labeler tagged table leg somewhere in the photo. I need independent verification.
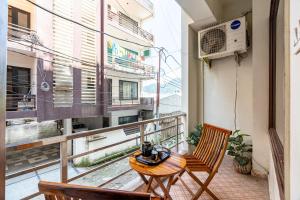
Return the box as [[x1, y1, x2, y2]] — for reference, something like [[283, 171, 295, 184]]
[[146, 177, 154, 192], [138, 173, 149, 185], [166, 175, 174, 192], [154, 177, 173, 200]]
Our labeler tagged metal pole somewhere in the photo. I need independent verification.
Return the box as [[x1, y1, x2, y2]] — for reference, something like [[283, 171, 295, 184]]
[[176, 117, 179, 152], [100, 0, 105, 115], [0, 1, 8, 199], [156, 49, 162, 119], [60, 141, 68, 183], [140, 124, 144, 146]]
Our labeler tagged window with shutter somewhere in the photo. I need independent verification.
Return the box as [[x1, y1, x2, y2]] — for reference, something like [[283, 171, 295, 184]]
[[80, 0, 97, 104], [52, 0, 74, 107]]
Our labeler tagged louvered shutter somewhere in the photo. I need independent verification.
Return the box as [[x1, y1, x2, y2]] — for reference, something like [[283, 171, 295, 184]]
[[80, 0, 97, 104], [53, 0, 74, 107]]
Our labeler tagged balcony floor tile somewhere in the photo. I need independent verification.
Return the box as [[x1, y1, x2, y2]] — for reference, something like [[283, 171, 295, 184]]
[[134, 155, 269, 200]]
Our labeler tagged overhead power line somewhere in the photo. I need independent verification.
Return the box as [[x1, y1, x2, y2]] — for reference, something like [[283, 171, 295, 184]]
[[25, 0, 160, 50], [24, 0, 183, 69]]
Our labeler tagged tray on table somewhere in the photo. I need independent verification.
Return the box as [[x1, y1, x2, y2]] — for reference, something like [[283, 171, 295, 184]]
[[135, 148, 171, 166]]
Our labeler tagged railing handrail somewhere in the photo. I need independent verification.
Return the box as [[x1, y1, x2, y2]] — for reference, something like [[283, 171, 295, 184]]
[[107, 52, 155, 70], [8, 22, 35, 33], [107, 9, 154, 42], [6, 112, 186, 152], [6, 113, 185, 199], [107, 53, 156, 77]]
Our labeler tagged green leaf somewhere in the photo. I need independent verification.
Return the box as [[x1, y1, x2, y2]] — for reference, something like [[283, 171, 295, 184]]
[[227, 151, 236, 156], [239, 134, 250, 137], [227, 145, 234, 151]]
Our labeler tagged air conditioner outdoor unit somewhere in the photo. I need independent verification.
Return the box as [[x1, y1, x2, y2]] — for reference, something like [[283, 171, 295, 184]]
[[198, 17, 247, 60]]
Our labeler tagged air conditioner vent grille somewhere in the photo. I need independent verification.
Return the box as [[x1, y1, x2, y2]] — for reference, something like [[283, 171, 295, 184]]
[[200, 25, 226, 55]]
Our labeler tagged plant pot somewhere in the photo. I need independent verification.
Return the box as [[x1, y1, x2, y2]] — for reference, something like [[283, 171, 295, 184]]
[[233, 159, 252, 174]]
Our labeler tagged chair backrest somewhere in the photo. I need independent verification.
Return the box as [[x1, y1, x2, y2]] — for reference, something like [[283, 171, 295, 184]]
[[39, 181, 153, 200], [193, 123, 232, 171]]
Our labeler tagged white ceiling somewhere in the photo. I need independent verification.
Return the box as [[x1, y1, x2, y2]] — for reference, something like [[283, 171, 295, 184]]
[[175, 0, 252, 31], [175, 0, 216, 22], [175, 0, 220, 30]]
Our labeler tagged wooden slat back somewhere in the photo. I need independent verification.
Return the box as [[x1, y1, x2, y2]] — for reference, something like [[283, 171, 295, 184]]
[[39, 181, 152, 200], [193, 124, 231, 170]]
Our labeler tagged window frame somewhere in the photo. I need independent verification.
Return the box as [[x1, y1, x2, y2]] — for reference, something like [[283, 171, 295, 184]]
[[119, 80, 138, 100], [7, 65, 31, 95], [8, 6, 31, 29], [118, 115, 139, 125]]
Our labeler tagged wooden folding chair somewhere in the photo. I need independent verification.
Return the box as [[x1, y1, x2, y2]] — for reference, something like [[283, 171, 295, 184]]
[[173, 123, 231, 200], [39, 181, 161, 200]]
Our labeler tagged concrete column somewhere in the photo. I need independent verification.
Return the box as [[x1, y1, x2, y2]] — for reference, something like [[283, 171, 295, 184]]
[[0, 0, 8, 198], [63, 118, 72, 135], [252, 0, 271, 176], [181, 12, 203, 137]]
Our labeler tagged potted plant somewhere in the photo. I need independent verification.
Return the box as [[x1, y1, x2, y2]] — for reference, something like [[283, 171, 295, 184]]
[[186, 124, 203, 145], [186, 124, 203, 152], [227, 130, 252, 174]]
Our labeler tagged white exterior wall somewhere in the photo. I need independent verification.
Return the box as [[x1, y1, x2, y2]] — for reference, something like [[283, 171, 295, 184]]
[[181, 0, 271, 176], [202, 0, 270, 176], [111, 109, 140, 127], [181, 11, 201, 136], [73, 129, 139, 163], [289, 0, 300, 199], [252, 0, 271, 176]]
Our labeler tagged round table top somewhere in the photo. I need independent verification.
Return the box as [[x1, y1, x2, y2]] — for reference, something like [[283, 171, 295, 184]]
[[129, 151, 186, 177]]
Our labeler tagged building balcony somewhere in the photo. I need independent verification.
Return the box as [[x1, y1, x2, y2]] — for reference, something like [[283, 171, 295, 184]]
[[107, 97, 154, 111], [135, 0, 154, 14], [6, 94, 37, 119], [7, 23, 38, 54], [4, 113, 269, 199], [6, 94, 36, 112], [106, 53, 156, 79], [109, 0, 154, 21], [107, 10, 154, 43]]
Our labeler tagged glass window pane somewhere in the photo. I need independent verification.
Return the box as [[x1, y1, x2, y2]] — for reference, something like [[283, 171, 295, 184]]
[[123, 82, 130, 99], [18, 12, 29, 28], [120, 81, 138, 100]]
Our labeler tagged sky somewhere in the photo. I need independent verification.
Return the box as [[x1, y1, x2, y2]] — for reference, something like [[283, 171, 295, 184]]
[[141, 0, 182, 99]]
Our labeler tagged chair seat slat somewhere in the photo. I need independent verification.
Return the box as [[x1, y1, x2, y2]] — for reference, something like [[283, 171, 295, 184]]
[[175, 123, 231, 200]]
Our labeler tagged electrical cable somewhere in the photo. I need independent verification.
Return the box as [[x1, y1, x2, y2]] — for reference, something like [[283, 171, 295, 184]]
[[25, 0, 162, 50], [234, 63, 238, 130], [24, 0, 184, 73]]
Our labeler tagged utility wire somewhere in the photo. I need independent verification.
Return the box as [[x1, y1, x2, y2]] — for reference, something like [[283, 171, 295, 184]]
[[25, 0, 161, 50], [24, 0, 183, 70]]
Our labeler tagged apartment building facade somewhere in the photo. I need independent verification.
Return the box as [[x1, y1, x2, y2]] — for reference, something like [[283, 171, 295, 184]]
[[104, 0, 155, 128], [6, 0, 155, 127], [6, 0, 155, 162]]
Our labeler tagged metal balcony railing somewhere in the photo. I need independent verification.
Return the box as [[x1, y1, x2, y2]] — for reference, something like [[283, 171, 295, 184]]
[[107, 53, 155, 77], [108, 97, 154, 107], [5, 113, 186, 199], [7, 23, 38, 44], [6, 94, 36, 111], [107, 10, 154, 42]]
